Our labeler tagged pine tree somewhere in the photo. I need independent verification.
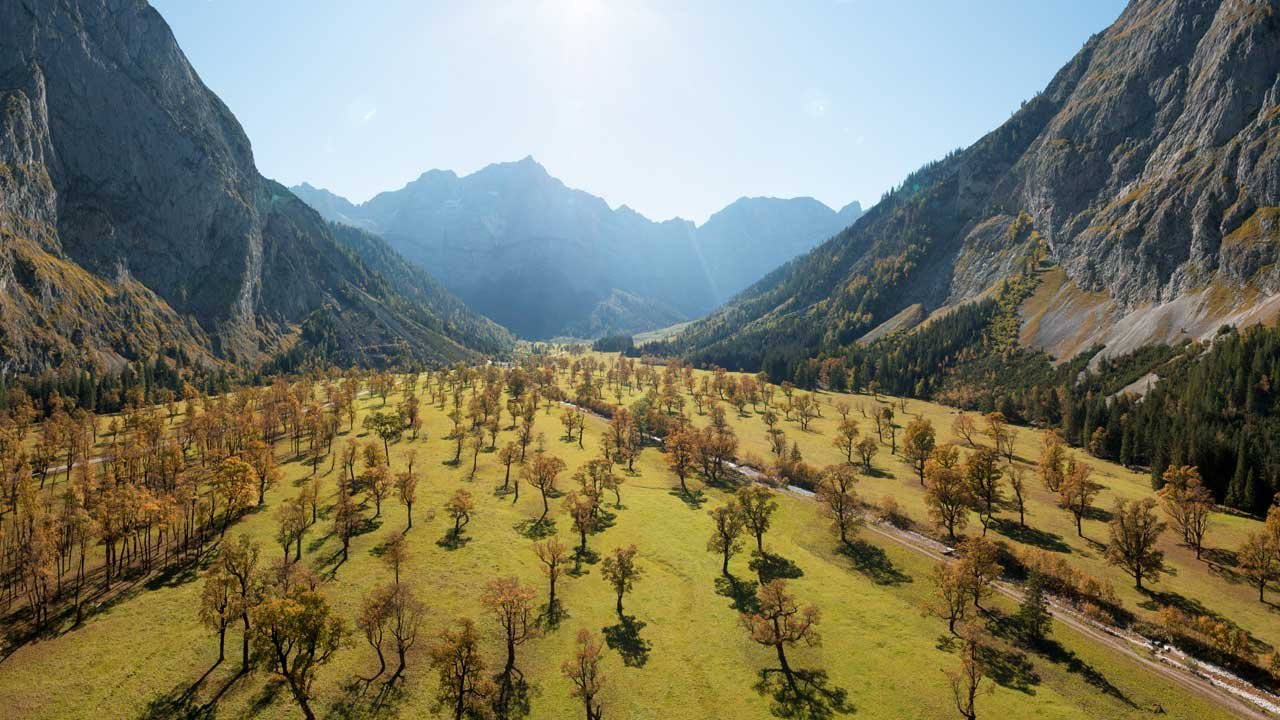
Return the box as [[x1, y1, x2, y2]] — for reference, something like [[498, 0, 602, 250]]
[[1016, 572, 1051, 644], [1226, 436, 1249, 509]]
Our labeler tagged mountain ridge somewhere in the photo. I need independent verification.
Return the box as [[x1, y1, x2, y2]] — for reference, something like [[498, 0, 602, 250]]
[[0, 0, 512, 375], [669, 0, 1280, 374], [292, 159, 863, 339]]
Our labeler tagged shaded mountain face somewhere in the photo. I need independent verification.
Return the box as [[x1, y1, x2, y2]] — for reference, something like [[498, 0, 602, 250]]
[[0, 0, 511, 374], [674, 0, 1280, 370], [293, 163, 861, 339]]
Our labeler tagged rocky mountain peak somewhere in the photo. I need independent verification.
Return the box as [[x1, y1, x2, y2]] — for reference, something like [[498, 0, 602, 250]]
[[0, 0, 511, 372], [676, 0, 1280, 369]]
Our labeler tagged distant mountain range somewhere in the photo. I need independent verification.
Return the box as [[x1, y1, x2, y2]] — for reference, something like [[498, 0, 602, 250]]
[[0, 0, 511, 376], [672, 0, 1280, 374], [293, 162, 862, 339]]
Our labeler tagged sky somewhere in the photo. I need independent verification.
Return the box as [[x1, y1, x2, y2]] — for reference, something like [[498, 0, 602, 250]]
[[153, 0, 1125, 224]]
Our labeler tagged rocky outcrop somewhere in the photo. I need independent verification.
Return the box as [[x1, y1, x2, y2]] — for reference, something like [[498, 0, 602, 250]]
[[678, 0, 1280, 368], [293, 161, 862, 339], [0, 0, 511, 373]]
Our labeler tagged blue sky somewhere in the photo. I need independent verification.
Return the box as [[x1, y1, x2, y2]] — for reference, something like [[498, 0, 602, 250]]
[[153, 0, 1125, 223]]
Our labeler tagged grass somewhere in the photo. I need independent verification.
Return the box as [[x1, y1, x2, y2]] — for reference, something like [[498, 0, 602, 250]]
[[634, 321, 693, 346], [0, 359, 1266, 719], [667, 366, 1278, 651]]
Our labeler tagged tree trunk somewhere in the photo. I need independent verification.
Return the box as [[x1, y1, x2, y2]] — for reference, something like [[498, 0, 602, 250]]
[[775, 642, 797, 693], [285, 672, 316, 720], [453, 675, 466, 720], [241, 613, 252, 672], [389, 646, 406, 685]]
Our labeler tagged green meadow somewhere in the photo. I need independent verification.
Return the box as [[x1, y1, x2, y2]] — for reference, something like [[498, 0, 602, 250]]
[[0, 355, 1270, 720]]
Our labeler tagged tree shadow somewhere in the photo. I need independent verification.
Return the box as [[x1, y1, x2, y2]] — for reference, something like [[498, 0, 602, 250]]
[[489, 675, 533, 720], [992, 520, 1071, 554], [325, 676, 407, 719], [307, 530, 335, 554], [976, 644, 1039, 694], [437, 528, 471, 550], [1035, 638, 1137, 708], [704, 473, 742, 492], [669, 489, 707, 509], [602, 615, 651, 668], [714, 574, 761, 612], [137, 662, 222, 719], [592, 509, 617, 531], [934, 634, 959, 652], [750, 552, 804, 583], [143, 556, 204, 591], [752, 668, 855, 719], [353, 516, 382, 538], [247, 679, 286, 716], [539, 601, 568, 630], [568, 547, 600, 577], [1083, 506, 1113, 523], [513, 519, 556, 540], [1202, 547, 1236, 568], [837, 540, 911, 586], [1136, 589, 1219, 621], [1202, 548, 1246, 585]]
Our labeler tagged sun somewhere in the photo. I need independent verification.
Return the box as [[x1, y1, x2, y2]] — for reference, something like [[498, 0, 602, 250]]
[[556, 0, 606, 29]]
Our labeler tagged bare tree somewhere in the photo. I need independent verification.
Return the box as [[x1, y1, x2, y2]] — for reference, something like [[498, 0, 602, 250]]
[[739, 579, 820, 694], [562, 629, 607, 720]]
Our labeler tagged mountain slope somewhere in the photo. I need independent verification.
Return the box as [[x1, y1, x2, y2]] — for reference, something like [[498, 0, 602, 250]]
[[0, 0, 511, 374], [673, 0, 1280, 372], [695, 196, 865, 304], [292, 162, 861, 339]]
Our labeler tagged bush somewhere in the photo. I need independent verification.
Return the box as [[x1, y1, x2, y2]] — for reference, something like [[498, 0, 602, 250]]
[[878, 496, 911, 529]]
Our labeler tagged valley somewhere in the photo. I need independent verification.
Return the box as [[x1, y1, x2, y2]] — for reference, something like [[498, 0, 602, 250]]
[[2, 1, 1280, 718], [0, 354, 1276, 719]]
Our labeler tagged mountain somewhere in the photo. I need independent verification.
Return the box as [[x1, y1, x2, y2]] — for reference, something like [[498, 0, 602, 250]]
[[290, 183, 379, 233], [696, 196, 866, 304], [672, 0, 1280, 374], [0, 0, 511, 376], [292, 162, 861, 339]]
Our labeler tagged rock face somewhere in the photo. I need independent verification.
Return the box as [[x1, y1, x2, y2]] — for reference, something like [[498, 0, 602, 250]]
[[293, 162, 861, 339], [677, 0, 1280, 368], [0, 0, 511, 373]]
